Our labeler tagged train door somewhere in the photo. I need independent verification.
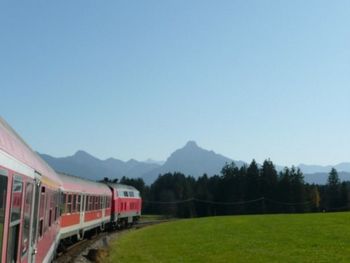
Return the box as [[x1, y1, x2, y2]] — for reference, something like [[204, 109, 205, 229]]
[[28, 175, 41, 263], [102, 196, 105, 218], [0, 169, 9, 263], [7, 175, 23, 263], [19, 179, 34, 263], [80, 194, 85, 230]]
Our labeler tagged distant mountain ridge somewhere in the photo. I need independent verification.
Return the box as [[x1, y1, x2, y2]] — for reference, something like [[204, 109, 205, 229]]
[[39, 141, 350, 185], [39, 150, 160, 181], [303, 171, 350, 185], [298, 163, 350, 174]]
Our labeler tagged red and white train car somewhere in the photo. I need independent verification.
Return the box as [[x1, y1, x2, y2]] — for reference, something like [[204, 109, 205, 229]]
[[0, 117, 144, 263], [108, 183, 141, 227], [0, 117, 62, 263], [59, 173, 112, 240]]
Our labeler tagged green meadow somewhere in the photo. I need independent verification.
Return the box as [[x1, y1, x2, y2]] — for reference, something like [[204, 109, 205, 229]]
[[106, 212, 350, 263]]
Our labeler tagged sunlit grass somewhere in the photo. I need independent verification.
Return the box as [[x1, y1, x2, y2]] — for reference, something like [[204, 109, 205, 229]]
[[106, 212, 350, 263]]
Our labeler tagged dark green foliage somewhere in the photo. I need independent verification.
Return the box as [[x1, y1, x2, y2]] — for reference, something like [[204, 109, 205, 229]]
[[327, 168, 341, 209], [107, 162, 350, 218]]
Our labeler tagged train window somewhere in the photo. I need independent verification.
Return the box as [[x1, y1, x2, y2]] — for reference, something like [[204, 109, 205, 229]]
[[77, 195, 81, 212], [44, 190, 49, 232], [72, 194, 76, 212], [124, 191, 128, 197], [0, 170, 8, 261], [39, 219, 43, 237], [95, 196, 99, 210], [89, 196, 93, 211], [49, 209, 52, 227], [39, 187, 45, 219], [81, 195, 85, 212], [67, 194, 72, 213], [21, 182, 33, 257], [55, 192, 59, 220], [129, 191, 134, 197], [54, 205, 58, 221], [100, 196, 103, 209], [10, 179, 23, 222], [86, 196, 90, 211], [60, 193, 65, 214]]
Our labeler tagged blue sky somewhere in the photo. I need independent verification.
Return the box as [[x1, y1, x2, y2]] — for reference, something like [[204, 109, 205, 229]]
[[1, 0, 349, 166]]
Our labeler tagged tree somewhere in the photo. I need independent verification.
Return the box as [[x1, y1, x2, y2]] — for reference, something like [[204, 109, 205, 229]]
[[260, 159, 278, 212], [310, 185, 320, 211], [327, 168, 341, 210], [245, 160, 261, 213], [339, 182, 350, 210], [289, 167, 306, 212]]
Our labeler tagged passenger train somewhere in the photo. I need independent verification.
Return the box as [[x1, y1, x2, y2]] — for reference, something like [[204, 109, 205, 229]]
[[0, 117, 142, 263]]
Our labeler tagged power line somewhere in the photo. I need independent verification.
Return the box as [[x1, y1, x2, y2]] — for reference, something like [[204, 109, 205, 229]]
[[143, 197, 310, 206], [193, 197, 264, 205], [143, 198, 194, 205], [264, 198, 311, 206]]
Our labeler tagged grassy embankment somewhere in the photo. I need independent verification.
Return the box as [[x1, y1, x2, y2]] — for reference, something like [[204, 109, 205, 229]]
[[106, 212, 350, 263]]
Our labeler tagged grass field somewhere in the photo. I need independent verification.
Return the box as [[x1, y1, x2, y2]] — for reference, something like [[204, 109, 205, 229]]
[[106, 212, 350, 263]]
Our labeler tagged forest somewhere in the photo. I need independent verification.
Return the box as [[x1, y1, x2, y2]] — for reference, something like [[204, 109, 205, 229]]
[[115, 159, 349, 218]]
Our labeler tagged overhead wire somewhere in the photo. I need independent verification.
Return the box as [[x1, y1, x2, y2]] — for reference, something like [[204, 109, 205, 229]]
[[143, 197, 311, 206]]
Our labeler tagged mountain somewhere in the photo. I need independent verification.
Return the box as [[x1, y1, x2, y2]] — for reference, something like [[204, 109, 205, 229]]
[[39, 141, 350, 185], [141, 141, 245, 184], [298, 163, 350, 174], [39, 150, 160, 181], [144, 159, 165, 166], [39, 141, 245, 184], [304, 172, 350, 185]]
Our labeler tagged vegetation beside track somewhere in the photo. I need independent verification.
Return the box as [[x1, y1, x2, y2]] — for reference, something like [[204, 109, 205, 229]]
[[139, 214, 174, 222], [106, 212, 350, 263]]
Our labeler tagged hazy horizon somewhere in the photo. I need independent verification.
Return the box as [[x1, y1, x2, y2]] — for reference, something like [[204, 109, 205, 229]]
[[38, 140, 349, 169], [1, 1, 349, 166]]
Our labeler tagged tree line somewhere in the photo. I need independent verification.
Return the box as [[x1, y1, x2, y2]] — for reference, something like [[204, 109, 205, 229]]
[[111, 159, 350, 218]]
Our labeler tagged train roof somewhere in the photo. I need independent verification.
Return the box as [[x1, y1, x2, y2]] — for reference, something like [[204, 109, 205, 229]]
[[108, 183, 139, 192], [0, 117, 62, 187], [59, 172, 111, 195]]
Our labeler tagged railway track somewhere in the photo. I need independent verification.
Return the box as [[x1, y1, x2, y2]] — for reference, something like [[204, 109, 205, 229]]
[[54, 220, 172, 263]]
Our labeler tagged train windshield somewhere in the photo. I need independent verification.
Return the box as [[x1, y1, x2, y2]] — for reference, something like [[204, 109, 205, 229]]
[[0, 170, 8, 260]]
